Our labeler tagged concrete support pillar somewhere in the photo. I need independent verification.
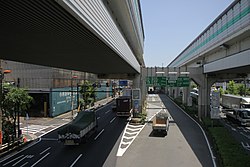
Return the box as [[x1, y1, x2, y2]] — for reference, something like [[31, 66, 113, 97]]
[[132, 73, 140, 89], [189, 67, 217, 119], [182, 87, 190, 105], [197, 75, 216, 118]]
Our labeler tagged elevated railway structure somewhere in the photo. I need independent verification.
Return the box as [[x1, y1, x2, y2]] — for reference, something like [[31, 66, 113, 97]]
[[166, 0, 250, 118]]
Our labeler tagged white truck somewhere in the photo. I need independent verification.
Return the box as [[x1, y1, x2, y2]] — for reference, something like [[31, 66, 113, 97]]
[[226, 108, 250, 126], [58, 110, 97, 145], [221, 94, 250, 109], [152, 112, 169, 134]]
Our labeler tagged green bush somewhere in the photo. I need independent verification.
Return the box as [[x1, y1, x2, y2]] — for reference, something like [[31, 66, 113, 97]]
[[209, 127, 250, 167], [173, 98, 250, 167]]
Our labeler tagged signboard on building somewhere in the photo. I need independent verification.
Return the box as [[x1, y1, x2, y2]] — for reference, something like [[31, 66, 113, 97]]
[[51, 87, 78, 117], [119, 80, 128, 86]]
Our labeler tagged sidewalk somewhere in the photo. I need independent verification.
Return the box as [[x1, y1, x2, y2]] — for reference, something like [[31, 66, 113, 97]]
[[0, 96, 115, 154], [23, 96, 114, 141]]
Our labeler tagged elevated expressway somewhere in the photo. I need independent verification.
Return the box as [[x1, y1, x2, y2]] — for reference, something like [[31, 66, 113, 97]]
[[167, 0, 250, 118], [0, 0, 144, 77]]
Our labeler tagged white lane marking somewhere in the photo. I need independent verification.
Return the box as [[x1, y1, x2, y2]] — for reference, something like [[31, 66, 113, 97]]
[[40, 147, 51, 155], [97, 117, 101, 120], [20, 162, 29, 167], [0, 135, 42, 164], [12, 155, 27, 166], [94, 129, 104, 140], [110, 117, 116, 123], [31, 152, 50, 167], [70, 154, 83, 167], [2, 155, 24, 166], [105, 110, 111, 114], [26, 155, 34, 159], [116, 123, 146, 157]]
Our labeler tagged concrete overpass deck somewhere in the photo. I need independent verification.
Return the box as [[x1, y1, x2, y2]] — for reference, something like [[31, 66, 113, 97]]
[[0, 0, 144, 75]]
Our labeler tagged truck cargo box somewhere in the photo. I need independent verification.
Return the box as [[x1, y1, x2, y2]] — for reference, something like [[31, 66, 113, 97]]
[[58, 110, 97, 145], [116, 96, 132, 116], [152, 112, 169, 133]]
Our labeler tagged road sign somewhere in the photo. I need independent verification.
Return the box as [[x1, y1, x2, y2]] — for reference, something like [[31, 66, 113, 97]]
[[210, 91, 220, 119], [146, 76, 166, 86], [147, 76, 189, 87], [176, 76, 190, 87], [146, 76, 154, 86], [132, 89, 141, 100], [167, 80, 177, 87], [156, 76, 167, 86]]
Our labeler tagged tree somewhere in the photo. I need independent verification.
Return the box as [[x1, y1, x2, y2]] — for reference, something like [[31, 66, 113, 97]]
[[227, 80, 238, 95], [237, 84, 246, 96], [1, 85, 33, 143], [79, 81, 96, 110]]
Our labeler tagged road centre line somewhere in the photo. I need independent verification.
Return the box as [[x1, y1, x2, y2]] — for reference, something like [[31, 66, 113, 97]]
[[40, 147, 51, 155], [110, 117, 116, 123], [70, 154, 83, 167], [94, 129, 104, 140], [31, 152, 50, 167], [2, 155, 24, 166]]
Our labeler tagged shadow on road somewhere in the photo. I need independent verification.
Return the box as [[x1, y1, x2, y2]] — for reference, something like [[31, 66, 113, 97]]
[[158, 94, 213, 167], [149, 130, 167, 137]]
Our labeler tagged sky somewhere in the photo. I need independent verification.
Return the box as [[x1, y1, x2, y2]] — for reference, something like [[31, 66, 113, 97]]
[[140, 0, 234, 67]]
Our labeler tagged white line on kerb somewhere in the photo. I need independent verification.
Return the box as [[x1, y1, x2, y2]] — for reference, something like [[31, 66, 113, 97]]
[[70, 154, 83, 167], [94, 129, 104, 140], [110, 117, 116, 123], [170, 97, 217, 167]]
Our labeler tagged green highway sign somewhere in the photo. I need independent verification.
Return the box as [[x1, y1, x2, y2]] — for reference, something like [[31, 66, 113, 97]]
[[167, 80, 177, 87], [146, 76, 166, 86], [176, 76, 190, 87], [146, 76, 190, 87]]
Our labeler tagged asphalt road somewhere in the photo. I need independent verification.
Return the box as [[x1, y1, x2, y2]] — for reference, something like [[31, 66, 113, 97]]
[[0, 102, 127, 167], [0, 94, 216, 167], [220, 116, 250, 152], [115, 94, 215, 167]]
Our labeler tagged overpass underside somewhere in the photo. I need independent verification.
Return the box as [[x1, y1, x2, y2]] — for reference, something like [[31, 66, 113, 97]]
[[0, 0, 140, 75]]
